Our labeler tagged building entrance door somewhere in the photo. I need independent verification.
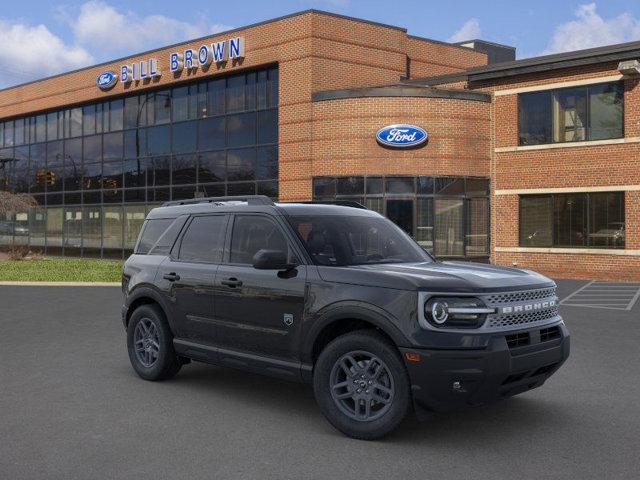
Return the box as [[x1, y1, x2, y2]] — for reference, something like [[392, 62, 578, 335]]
[[386, 199, 414, 236]]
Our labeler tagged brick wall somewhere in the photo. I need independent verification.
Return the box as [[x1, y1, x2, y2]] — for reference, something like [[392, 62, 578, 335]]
[[482, 63, 640, 281], [0, 10, 488, 205], [309, 95, 491, 185]]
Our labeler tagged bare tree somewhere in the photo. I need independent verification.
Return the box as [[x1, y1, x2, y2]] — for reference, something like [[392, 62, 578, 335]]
[[0, 191, 37, 214]]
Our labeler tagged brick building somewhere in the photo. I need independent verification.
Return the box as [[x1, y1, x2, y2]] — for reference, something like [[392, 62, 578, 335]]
[[0, 10, 637, 280]]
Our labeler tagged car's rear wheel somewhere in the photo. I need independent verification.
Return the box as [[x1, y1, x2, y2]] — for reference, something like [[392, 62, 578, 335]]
[[127, 304, 182, 381], [313, 330, 410, 440]]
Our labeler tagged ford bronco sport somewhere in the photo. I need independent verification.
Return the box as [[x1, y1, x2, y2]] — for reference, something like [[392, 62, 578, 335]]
[[122, 195, 570, 440]]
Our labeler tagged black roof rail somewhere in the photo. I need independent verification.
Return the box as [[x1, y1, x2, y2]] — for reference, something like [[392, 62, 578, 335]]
[[162, 195, 275, 207], [290, 200, 368, 209]]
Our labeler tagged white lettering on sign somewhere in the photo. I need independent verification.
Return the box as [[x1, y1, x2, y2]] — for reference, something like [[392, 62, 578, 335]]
[[386, 128, 417, 143]]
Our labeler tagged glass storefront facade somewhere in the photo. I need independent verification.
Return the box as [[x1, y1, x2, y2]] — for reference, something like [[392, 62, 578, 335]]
[[313, 176, 490, 258], [0, 66, 278, 258]]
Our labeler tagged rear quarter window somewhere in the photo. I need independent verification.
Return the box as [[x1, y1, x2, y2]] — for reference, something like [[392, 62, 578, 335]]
[[135, 218, 175, 254]]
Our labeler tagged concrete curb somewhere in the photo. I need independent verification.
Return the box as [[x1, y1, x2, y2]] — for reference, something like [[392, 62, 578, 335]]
[[0, 281, 121, 287]]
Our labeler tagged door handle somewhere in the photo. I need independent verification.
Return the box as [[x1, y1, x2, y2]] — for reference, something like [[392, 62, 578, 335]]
[[221, 278, 243, 288], [163, 272, 180, 282]]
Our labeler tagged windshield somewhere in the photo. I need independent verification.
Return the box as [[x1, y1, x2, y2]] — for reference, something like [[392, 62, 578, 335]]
[[287, 214, 433, 266]]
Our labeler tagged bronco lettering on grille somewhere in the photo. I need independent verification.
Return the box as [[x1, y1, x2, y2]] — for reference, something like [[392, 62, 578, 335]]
[[500, 299, 556, 315]]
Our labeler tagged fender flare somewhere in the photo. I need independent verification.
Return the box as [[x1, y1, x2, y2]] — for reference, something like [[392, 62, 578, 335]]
[[124, 285, 175, 332], [302, 301, 410, 365]]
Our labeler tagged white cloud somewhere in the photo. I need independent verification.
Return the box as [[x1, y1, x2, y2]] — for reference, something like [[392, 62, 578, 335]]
[[542, 3, 640, 54], [448, 18, 481, 43], [71, 1, 232, 55], [0, 1, 234, 88], [0, 20, 93, 88]]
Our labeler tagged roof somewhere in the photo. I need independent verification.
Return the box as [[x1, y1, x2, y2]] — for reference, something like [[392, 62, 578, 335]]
[[466, 39, 640, 81], [146, 198, 377, 219], [312, 84, 491, 103]]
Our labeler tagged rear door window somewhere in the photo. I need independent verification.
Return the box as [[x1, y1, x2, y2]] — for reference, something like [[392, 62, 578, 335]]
[[178, 215, 228, 263]]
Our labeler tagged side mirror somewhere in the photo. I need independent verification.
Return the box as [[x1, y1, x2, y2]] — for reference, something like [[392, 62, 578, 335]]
[[252, 249, 297, 271]]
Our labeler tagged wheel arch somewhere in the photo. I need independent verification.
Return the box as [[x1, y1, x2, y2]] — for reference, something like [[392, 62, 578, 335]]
[[303, 302, 409, 368], [124, 286, 172, 330]]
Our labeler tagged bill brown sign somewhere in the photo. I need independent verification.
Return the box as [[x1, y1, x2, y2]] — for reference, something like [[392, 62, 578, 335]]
[[97, 36, 245, 89]]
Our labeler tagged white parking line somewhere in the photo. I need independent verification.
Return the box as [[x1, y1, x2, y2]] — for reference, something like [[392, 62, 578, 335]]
[[560, 280, 640, 311]]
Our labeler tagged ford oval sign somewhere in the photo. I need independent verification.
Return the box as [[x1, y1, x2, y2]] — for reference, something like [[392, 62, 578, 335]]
[[376, 124, 428, 148], [96, 71, 118, 91]]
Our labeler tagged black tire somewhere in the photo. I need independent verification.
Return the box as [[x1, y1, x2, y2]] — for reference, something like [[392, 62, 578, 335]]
[[313, 330, 410, 440], [127, 304, 182, 381]]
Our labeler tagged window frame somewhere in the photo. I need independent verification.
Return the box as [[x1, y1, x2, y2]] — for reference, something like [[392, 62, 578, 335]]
[[517, 81, 624, 146], [518, 192, 625, 249]]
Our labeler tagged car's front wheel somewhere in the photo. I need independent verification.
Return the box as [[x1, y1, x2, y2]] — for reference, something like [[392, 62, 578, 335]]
[[313, 330, 410, 440], [127, 304, 182, 381]]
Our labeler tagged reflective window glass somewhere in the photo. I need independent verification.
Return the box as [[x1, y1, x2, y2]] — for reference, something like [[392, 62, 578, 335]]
[[172, 120, 197, 153], [227, 112, 256, 147], [179, 215, 227, 263], [147, 125, 171, 155], [197, 151, 225, 183], [207, 79, 225, 116], [226, 75, 245, 113], [198, 116, 225, 150], [230, 215, 288, 264], [227, 148, 255, 181], [110, 99, 124, 131]]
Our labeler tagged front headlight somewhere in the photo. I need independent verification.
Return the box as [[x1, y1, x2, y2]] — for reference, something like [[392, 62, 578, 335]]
[[423, 297, 494, 329]]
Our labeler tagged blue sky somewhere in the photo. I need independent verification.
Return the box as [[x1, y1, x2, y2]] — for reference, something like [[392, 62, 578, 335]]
[[2, 1, 640, 88]]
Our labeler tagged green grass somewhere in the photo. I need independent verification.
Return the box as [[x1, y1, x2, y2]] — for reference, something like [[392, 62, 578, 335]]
[[0, 258, 123, 282]]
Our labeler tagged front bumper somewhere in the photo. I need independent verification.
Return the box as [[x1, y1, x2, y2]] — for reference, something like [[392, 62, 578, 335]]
[[400, 320, 570, 418]]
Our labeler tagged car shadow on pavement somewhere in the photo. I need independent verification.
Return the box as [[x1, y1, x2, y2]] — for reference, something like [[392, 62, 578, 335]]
[[135, 360, 573, 443]]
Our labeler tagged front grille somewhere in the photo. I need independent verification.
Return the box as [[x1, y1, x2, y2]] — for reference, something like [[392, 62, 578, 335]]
[[506, 331, 530, 348], [485, 287, 556, 305], [540, 326, 561, 342], [488, 306, 559, 329]]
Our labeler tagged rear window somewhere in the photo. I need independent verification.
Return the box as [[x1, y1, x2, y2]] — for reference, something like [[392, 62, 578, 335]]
[[135, 218, 174, 254]]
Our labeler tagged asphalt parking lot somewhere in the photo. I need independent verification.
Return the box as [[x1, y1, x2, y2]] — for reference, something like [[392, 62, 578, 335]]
[[0, 280, 638, 480]]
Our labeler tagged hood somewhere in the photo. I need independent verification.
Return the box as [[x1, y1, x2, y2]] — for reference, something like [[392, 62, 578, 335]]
[[317, 260, 554, 293]]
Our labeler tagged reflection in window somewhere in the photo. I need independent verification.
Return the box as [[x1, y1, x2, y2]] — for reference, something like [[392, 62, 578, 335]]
[[519, 192, 624, 248], [226, 75, 245, 113], [227, 149, 256, 181], [553, 88, 587, 143], [172, 154, 197, 185], [198, 151, 226, 183], [466, 198, 488, 256], [147, 125, 171, 155], [172, 121, 197, 153], [199, 117, 225, 150], [589, 192, 625, 248], [103, 206, 123, 256], [83, 206, 102, 254], [124, 205, 146, 249], [0, 66, 278, 258], [63, 207, 82, 255], [154, 91, 171, 125], [416, 198, 433, 251], [519, 82, 623, 145], [554, 193, 587, 247], [386, 177, 414, 194], [227, 112, 256, 147], [435, 198, 464, 257]]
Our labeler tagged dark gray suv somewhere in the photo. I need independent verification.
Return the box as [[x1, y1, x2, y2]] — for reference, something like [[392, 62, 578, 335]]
[[122, 195, 570, 439]]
